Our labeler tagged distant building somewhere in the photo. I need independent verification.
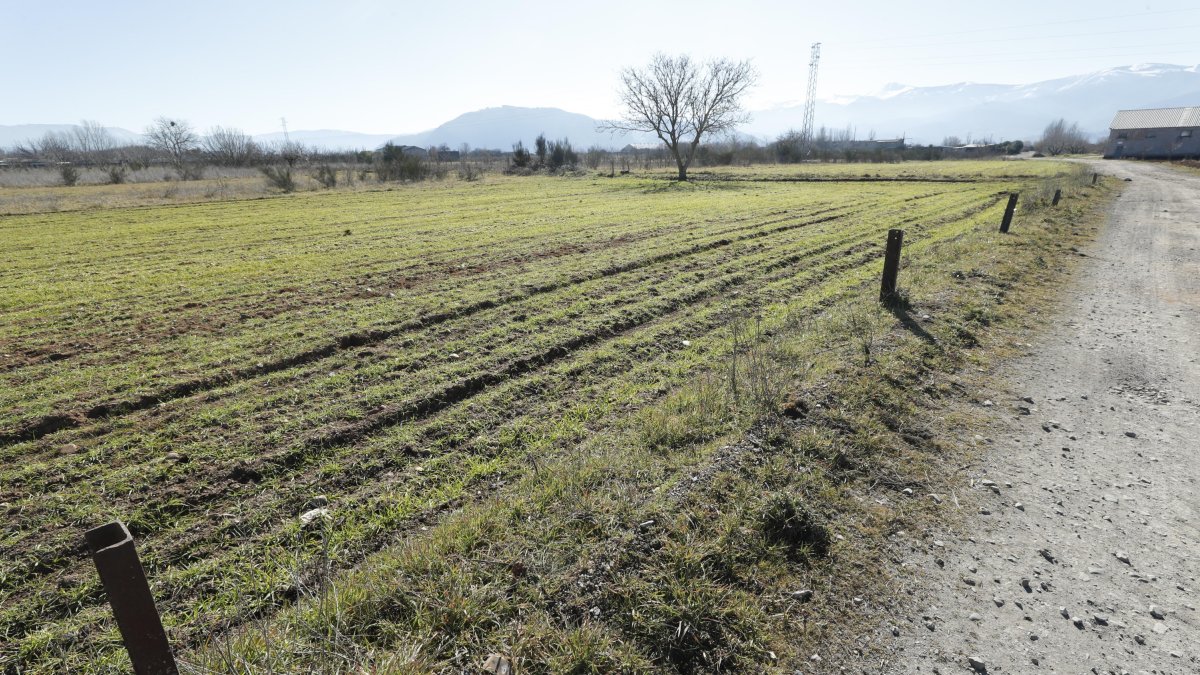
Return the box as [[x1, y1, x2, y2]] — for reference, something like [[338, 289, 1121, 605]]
[[1105, 107, 1200, 159], [830, 138, 906, 151], [939, 142, 1017, 158], [397, 145, 428, 157]]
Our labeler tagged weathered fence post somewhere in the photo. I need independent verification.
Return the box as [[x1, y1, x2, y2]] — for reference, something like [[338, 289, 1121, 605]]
[[999, 192, 1019, 233], [1092, 172, 1098, 185], [85, 521, 178, 675], [1051, 188, 1062, 206], [879, 228, 904, 302]]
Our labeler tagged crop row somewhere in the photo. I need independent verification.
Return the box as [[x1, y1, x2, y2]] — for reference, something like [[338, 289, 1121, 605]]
[[1, 185, 1004, 665], [1, 184, 909, 434]]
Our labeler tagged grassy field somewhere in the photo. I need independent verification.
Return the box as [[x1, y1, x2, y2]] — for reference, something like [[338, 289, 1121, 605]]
[[0, 161, 1110, 672]]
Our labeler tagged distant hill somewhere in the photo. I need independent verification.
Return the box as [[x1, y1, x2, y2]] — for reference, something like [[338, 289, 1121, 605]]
[[747, 63, 1200, 144], [384, 106, 649, 151]]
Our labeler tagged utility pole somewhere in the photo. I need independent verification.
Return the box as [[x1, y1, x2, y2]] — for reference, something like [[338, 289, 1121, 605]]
[[800, 42, 821, 152]]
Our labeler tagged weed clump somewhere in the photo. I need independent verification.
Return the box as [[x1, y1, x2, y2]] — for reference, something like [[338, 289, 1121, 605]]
[[312, 164, 337, 189], [59, 164, 79, 187], [261, 166, 296, 193], [758, 492, 830, 560], [637, 376, 729, 451]]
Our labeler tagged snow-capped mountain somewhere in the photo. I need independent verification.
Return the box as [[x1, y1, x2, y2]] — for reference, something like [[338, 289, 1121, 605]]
[[747, 64, 1200, 144]]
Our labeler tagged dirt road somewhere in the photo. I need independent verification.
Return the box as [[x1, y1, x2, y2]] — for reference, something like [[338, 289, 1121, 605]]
[[872, 161, 1200, 674]]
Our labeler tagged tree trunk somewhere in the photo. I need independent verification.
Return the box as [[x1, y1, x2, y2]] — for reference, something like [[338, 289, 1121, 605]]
[[668, 142, 688, 181]]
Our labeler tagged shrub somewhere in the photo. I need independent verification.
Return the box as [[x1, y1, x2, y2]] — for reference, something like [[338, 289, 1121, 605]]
[[106, 166, 127, 184], [457, 161, 482, 181], [313, 164, 337, 189], [535, 133, 547, 165], [260, 165, 296, 192], [177, 164, 205, 181], [511, 141, 531, 168], [59, 164, 79, 187], [377, 143, 432, 182], [547, 139, 578, 170]]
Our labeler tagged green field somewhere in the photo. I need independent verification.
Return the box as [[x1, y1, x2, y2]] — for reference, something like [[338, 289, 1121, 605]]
[[0, 162, 1103, 671]]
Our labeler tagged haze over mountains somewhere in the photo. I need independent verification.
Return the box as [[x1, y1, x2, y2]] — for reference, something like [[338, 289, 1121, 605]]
[[3, 64, 1198, 152], [752, 63, 1200, 144]]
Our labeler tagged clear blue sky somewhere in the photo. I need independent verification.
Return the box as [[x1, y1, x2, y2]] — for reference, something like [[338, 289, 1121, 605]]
[[5, 0, 1199, 134]]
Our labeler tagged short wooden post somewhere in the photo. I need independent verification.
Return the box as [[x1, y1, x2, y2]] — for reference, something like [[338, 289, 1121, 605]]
[[879, 229, 904, 302], [85, 522, 178, 675], [1051, 188, 1062, 206], [1092, 172, 1098, 185], [999, 193, 1019, 233]]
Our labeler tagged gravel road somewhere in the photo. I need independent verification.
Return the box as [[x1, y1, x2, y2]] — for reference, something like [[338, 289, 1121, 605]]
[[872, 161, 1200, 674]]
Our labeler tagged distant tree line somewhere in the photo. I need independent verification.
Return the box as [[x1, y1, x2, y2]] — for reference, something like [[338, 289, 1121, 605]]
[[507, 133, 580, 173], [1036, 118, 1092, 156], [6, 114, 1099, 192], [1, 117, 514, 190]]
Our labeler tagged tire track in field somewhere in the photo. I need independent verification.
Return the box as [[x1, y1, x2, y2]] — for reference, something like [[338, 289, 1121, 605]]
[[0, 235, 889, 647], [0, 219, 886, 609], [2, 188, 1004, 644], [209, 192, 1012, 652], [177, 244, 894, 649], [0, 200, 886, 446], [0, 188, 993, 505], [0, 188, 997, 588], [0, 201, 811, 371]]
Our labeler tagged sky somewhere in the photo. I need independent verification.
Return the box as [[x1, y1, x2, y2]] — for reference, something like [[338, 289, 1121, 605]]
[[4, 0, 1200, 135]]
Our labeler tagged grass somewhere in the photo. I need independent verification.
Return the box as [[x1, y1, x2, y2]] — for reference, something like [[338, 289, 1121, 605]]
[[1169, 159, 1200, 176], [0, 161, 1113, 672]]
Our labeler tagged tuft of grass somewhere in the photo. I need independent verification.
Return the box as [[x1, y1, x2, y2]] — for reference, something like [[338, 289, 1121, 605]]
[[637, 375, 730, 452]]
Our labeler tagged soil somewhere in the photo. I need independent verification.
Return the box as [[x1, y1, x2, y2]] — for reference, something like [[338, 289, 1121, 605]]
[[862, 160, 1200, 673]]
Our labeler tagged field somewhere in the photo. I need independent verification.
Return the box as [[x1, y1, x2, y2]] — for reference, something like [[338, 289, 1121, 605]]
[[0, 161, 1108, 672]]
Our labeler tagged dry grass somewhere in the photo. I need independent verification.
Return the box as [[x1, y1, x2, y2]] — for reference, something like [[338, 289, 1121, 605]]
[[0, 165, 418, 215]]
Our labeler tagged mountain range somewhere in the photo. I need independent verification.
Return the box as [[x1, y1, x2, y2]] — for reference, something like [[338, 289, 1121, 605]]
[[749, 63, 1200, 144], [3, 64, 1199, 152]]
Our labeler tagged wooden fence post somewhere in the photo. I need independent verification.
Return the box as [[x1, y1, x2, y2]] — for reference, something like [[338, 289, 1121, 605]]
[[879, 229, 904, 302], [999, 193, 1019, 233], [85, 522, 178, 675], [1092, 172, 1098, 185], [1051, 188, 1062, 206]]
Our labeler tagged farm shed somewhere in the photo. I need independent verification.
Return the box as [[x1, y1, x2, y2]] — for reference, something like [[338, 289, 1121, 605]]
[[1105, 106, 1200, 159]]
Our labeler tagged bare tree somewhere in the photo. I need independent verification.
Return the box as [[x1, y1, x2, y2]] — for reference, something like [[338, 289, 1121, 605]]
[[268, 139, 307, 168], [12, 131, 75, 162], [1039, 118, 1089, 156], [145, 117, 200, 178], [602, 53, 757, 181], [203, 126, 258, 166], [73, 120, 114, 158]]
